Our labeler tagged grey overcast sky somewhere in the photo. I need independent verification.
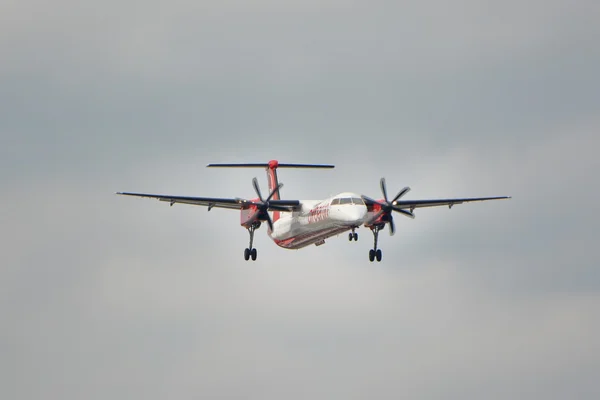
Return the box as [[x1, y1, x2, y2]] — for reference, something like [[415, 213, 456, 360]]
[[1, 1, 599, 399]]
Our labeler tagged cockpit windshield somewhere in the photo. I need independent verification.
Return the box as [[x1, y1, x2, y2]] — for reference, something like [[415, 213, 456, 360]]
[[331, 197, 365, 205]]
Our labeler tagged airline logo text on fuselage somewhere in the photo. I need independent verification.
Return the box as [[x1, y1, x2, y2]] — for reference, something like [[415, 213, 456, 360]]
[[308, 205, 329, 224]]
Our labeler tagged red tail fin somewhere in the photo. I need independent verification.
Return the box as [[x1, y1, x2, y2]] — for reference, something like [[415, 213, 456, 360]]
[[266, 160, 281, 221]]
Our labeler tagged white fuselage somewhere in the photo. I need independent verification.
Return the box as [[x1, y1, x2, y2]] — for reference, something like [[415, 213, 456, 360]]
[[269, 192, 367, 249]]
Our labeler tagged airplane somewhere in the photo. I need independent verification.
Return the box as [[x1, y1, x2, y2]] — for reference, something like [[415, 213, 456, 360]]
[[117, 160, 510, 262]]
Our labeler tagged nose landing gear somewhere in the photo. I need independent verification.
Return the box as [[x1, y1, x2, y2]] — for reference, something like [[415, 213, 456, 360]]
[[348, 228, 359, 242]]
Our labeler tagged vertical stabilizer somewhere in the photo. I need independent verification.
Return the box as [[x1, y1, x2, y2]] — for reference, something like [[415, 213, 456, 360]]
[[266, 160, 281, 221]]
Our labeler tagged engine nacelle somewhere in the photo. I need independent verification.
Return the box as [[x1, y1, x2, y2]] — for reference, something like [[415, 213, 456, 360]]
[[364, 199, 384, 227], [240, 198, 262, 228]]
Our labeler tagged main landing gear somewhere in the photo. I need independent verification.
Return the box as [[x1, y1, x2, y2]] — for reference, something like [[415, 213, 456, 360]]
[[348, 228, 359, 242], [369, 225, 383, 262], [244, 223, 259, 261]]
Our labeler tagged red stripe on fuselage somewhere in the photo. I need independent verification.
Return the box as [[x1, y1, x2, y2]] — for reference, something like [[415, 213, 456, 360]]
[[272, 226, 350, 249]]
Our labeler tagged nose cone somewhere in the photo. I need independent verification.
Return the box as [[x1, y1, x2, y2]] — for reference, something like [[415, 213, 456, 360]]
[[343, 204, 367, 225]]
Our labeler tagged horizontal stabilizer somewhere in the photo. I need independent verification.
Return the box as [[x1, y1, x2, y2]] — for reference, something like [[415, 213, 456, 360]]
[[207, 161, 334, 169]]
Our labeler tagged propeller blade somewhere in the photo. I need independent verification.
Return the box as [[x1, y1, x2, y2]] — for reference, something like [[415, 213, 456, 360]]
[[361, 195, 384, 206], [252, 177, 264, 201], [389, 215, 395, 236], [392, 187, 411, 204], [265, 214, 274, 231], [393, 206, 415, 219], [380, 178, 389, 203], [265, 182, 284, 202], [366, 209, 386, 225]]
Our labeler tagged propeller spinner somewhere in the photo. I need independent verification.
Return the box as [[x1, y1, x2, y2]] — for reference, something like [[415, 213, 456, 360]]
[[362, 177, 414, 236]]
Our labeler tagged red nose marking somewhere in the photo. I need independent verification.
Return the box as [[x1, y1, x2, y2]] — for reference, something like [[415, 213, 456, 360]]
[[268, 160, 279, 169]]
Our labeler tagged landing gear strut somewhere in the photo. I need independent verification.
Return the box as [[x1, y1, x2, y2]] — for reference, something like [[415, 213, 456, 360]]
[[348, 228, 359, 242], [369, 225, 383, 262], [244, 222, 259, 261]]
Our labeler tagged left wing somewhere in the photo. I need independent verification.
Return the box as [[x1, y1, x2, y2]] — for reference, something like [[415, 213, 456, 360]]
[[392, 196, 510, 210], [116, 192, 301, 211], [363, 196, 511, 211], [362, 178, 511, 215]]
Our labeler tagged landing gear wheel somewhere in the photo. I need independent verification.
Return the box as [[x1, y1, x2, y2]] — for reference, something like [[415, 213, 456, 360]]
[[245, 223, 259, 261], [353, 232, 358, 241], [349, 233, 354, 241], [369, 226, 383, 262]]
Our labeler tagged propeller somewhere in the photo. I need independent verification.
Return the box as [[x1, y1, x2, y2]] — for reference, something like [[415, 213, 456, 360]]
[[248, 177, 287, 231], [362, 177, 414, 236]]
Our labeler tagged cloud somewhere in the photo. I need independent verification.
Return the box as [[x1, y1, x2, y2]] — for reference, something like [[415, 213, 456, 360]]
[[2, 1, 600, 399]]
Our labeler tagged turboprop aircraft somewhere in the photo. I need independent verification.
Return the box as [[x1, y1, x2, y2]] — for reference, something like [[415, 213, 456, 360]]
[[117, 160, 510, 262]]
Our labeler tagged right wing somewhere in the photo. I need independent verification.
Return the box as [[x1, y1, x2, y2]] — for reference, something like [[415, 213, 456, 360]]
[[116, 192, 301, 211]]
